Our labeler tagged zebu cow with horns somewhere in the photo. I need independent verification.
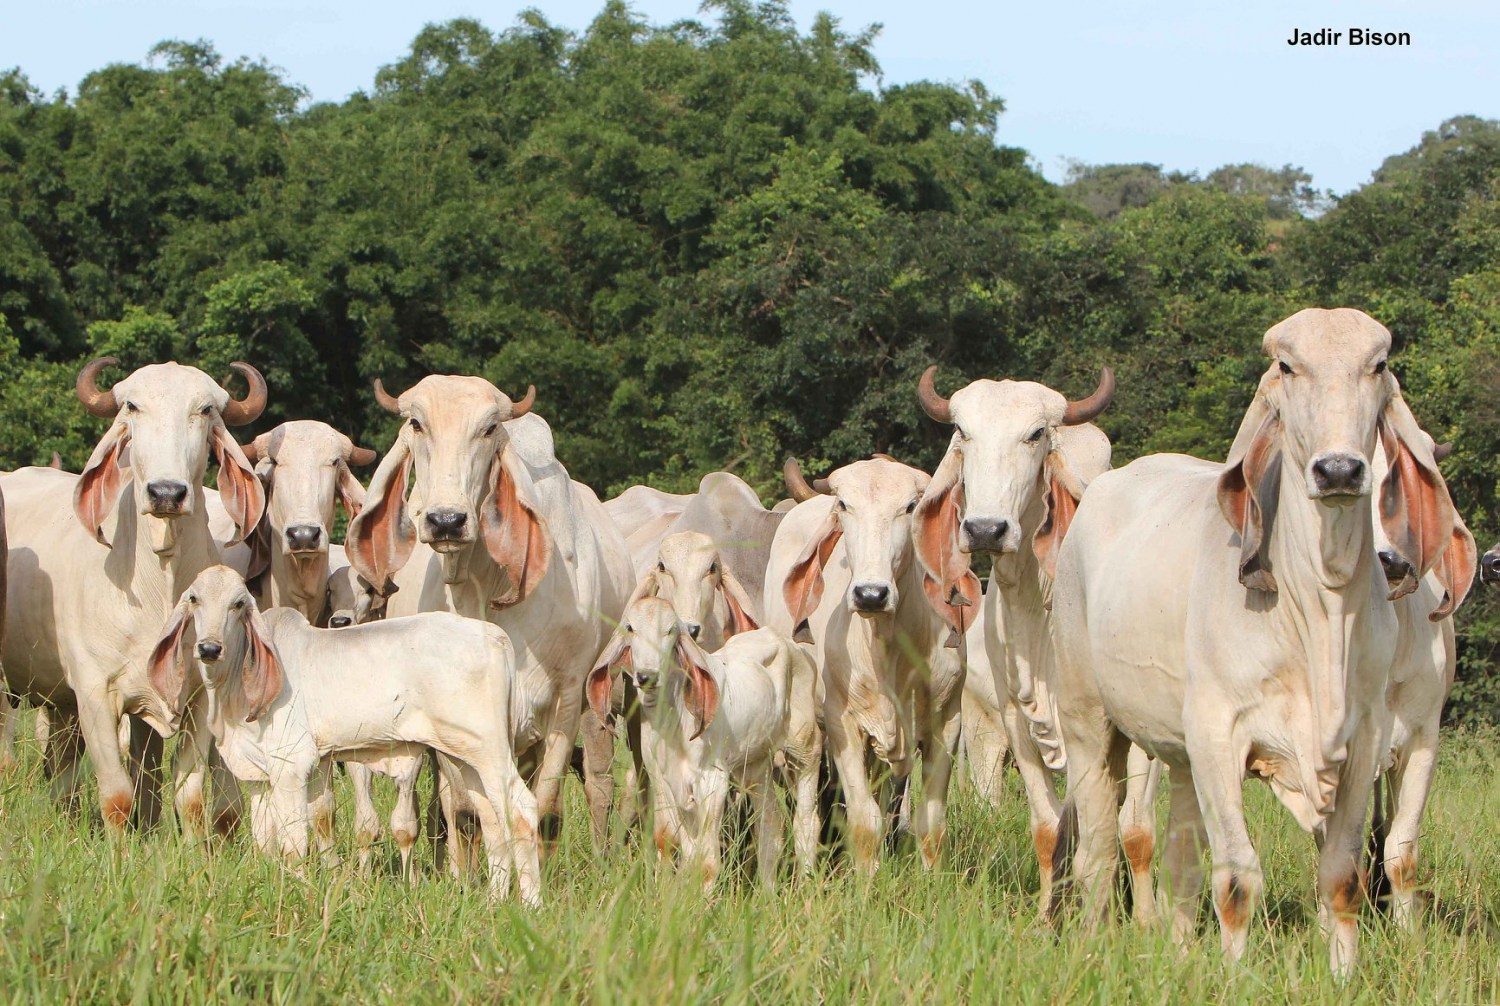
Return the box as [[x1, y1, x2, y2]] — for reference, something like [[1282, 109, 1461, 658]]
[[346, 376, 633, 862], [913, 365, 1160, 918], [1049, 308, 1473, 975], [1, 358, 266, 832]]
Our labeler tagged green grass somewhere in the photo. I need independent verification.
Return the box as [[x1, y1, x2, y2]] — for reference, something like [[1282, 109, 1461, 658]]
[[1, 713, 1496, 1004]]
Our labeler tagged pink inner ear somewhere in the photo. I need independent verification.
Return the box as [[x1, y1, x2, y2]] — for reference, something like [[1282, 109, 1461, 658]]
[[147, 607, 189, 712], [74, 429, 130, 543], [783, 520, 842, 638]]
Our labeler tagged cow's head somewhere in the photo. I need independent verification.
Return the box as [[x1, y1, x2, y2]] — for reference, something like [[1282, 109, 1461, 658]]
[[73, 358, 265, 547], [630, 531, 759, 643], [346, 376, 550, 606], [780, 456, 939, 644], [586, 596, 718, 739], [149, 565, 284, 726], [913, 368, 1113, 590], [1218, 308, 1461, 598], [242, 421, 375, 560]]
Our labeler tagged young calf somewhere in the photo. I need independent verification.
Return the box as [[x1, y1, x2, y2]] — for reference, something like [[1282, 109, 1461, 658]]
[[149, 566, 541, 904], [587, 597, 818, 889]]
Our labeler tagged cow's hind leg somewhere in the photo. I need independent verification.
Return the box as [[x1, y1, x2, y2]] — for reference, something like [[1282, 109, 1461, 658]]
[[1119, 744, 1161, 925], [43, 707, 85, 813], [1158, 762, 1205, 943], [348, 762, 381, 872], [1383, 727, 1439, 931]]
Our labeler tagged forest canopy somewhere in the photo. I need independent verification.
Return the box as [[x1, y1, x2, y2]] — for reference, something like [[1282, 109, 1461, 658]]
[[0, 2, 1496, 718]]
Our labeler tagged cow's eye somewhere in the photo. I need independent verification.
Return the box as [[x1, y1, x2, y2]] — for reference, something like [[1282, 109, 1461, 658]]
[[482, 423, 498, 437], [187, 595, 198, 604], [905, 500, 917, 514], [709, 562, 719, 574], [1278, 361, 1293, 376], [231, 600, 245, 611], [124, 401, 139, 414], [623, 623, 632, 633], [1374, 359, 1387, 375], [836, 499, 848, 512], [199, 404, 213, 417], [1026, 427, 1045, 444], [409, 419, 423, 434]]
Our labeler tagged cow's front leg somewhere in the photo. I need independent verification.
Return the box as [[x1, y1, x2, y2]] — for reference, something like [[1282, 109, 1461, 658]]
[[1185, 702, 1260, 963], [531, 683, 585, 857], [1318, 717, 1383, 979], [1003, 697, 1064, 914], [913, 693, 961, 869], [171, 700, 213, 839], [826, 712, 882, 874], [75, 686, 135, 832]]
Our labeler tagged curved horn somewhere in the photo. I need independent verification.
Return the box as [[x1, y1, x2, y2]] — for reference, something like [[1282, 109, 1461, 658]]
[[76, 357, 120, 418], [783, 457, 829, 503], [373, 379, 402, 415], [1062, 366, 1116, 426], [1432, 441, 1454, 462], [239, 440, 259, 464], [917, 365, 953, 424], [508, 384, 536, 419], [347, 444, 378, 467], [221, 362, 267, 426]]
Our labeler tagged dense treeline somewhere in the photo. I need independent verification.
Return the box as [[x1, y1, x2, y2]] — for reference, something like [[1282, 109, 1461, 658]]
[[0, 2, 1495, 718]]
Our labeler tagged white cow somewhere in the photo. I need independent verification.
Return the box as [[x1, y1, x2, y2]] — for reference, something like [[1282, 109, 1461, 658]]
[[346, 376, 633, 860], [912, 368, 1160, 918], [1049, 309, 1471, 975], [1366, 440, 1476, 927], [587, 596, 817, 888], [765, 456, 968, 872], [147, 566, 540, 903], [1, 358, 265, 832], [240, 420, 376, 623]]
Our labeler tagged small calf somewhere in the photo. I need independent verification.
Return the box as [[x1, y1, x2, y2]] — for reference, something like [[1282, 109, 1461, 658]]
[[150, 566, 540, 904], [587, 597, 819, 889]]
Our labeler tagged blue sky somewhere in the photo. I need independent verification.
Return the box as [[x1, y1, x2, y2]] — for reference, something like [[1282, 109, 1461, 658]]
[[5, 1, 1496, 194]]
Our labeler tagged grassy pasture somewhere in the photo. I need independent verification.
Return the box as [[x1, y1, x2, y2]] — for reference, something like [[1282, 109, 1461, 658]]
[[0, 711, 1496, 1004]]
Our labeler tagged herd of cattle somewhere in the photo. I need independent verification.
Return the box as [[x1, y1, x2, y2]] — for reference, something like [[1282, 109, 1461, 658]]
[[1, 307, 1497, 974]]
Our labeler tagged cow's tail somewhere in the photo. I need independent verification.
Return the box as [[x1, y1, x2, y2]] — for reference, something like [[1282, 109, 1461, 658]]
[[1365, 773, 1392, 916], [1045, 798, 1079, 922]]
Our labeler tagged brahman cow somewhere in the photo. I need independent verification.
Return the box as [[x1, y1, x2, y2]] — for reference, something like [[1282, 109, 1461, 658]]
[[346, 376, 633, 861], [765, 456, 969, 872], [912, 367, 1161, 918], [149, 566, 540, 903], [587, 596, 818, 888], [1366, 439, 1476, 927], [240, 420, 376, 623], [1049, 308, 1471, 975], [1, 358, 265, 832], [607, 471, 792, 613]]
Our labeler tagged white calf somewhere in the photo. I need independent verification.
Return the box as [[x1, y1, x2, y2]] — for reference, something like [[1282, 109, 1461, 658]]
[[149, 566, 541, 904]]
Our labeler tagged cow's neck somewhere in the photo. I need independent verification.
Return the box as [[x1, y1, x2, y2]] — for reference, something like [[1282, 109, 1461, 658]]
[[1264, 470, 1380, 811], [110, 484, 219, 603], [986, 544, 1063, 762], [266, 546, 329, 622]]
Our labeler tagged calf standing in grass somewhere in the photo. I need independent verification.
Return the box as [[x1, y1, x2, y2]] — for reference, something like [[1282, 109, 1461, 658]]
[[149, 565, 541, 904], [587, 596, 817, 889]]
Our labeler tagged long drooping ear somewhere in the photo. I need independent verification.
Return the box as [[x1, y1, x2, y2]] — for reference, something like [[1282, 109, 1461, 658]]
[[240, 605, 285, 723], [586, 626, 632, 723], [1217, 406, 1283, 593], [717, 564, 760, 636], [480, 446, 552, 610], [346, 435, 414, 596], [675, 636, 719, 740], [148, 598, 193, 716], [626, 569, 661, 607], [913, 446, 972, 619], [243, 457, 274, 588], [211, 420, 267, 544], [781, 507, 843, 644], [1430, 516, 1478, 621], [74, 422, 131, 545], [335, 460, 366, 522], [1032, 449, 1085, 580], [1378, 387, 1459, 592]]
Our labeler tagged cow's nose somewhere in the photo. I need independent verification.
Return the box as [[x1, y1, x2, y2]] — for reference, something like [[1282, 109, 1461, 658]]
[[1377, 549, 1415, 586], [1482, 550, 1500, 585], [285, 525, 322, 551], [1311, 455, 1366, 494], [196, 641, 223, 662], [851, 583, 892, 612], [425, 509, 468, 536], [329, 615, 353, 628], [145, 480, 189, 508], [962, 517, 1010, 551], [683, 621, 702, 640]]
